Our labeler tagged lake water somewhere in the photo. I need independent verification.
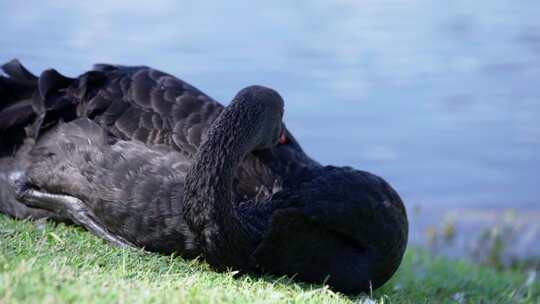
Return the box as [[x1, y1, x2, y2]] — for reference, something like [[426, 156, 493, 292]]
[[1, 1, 539, 258]]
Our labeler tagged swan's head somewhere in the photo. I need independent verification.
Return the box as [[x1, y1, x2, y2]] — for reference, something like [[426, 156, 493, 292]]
[[231, 85, 285, 150], [251, 166, 408, 294]]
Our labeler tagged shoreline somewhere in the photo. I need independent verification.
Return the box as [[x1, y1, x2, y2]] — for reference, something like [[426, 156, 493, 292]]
[[409, 206, 540, 268]]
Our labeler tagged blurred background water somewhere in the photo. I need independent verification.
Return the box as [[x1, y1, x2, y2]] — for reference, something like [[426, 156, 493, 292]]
[[1, 1, 539, 259]]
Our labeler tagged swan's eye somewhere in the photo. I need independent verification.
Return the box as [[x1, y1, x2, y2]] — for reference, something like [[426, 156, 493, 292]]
[[279, 130, 287, 145]]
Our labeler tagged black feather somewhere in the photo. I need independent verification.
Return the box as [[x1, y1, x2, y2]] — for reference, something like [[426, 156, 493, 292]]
[[38, 69, 73, 100]]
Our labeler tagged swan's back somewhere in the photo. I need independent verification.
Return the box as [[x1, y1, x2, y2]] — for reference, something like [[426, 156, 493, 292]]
[[1, 60, 225, 157], [72, 64, 224, 157], [0, 59, 318, 213]]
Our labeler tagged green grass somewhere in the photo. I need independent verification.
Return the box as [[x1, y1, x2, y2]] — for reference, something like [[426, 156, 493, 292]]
[[0, 215, 538, 304]]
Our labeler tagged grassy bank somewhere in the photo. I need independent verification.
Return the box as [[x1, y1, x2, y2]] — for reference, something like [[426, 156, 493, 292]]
[[0, 215, 538, 303]]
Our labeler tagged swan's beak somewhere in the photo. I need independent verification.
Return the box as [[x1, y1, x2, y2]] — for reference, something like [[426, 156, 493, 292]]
[[279, 130, 287, 144]]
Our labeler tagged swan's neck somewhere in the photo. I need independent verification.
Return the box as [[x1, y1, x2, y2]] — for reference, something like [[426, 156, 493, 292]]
[[183, 101, 267, 269]]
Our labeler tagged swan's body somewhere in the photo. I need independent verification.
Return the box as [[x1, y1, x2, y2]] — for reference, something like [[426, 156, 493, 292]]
[[0, 60, 408, 293]]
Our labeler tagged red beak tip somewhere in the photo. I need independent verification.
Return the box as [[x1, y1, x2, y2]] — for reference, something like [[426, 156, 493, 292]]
[[279, 132, 287, 144]]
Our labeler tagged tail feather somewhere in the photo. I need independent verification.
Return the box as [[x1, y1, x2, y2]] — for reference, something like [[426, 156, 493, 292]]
[[0, 59, 38, 110], [0, 59, 79, 138], [0, 60, 39, 134], [38, 69, 74, 101], [1, 59, 38, 85], [0, 59, 73, 155]]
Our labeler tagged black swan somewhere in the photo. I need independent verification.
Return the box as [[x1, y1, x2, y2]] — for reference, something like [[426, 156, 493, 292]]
[[0, 59, 408, 293]]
